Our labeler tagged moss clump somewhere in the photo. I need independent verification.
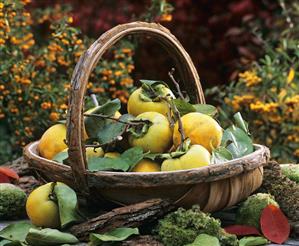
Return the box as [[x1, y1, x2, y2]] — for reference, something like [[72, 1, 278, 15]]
[[0, 183, 27, 219], [258, 161, 299, 222], [281, 164, 299, 184], [156, 206, 238, 246], [236, 193, 278, 229]]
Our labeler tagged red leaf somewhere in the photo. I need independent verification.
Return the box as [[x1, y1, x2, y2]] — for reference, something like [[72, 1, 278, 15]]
[[0, 172, 11, 183], [0, 167, 19, 180], [260, 204, 290, 244], [224, 225, 260, 236]]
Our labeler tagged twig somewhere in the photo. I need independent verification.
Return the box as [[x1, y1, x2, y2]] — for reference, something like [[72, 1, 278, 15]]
[[84, 113, 150, 126], [168, 68, 184, 100]]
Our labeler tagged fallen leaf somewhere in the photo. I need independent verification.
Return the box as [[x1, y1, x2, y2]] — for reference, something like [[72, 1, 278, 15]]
[[260, 204, 290, 244], [0, 167, 19, 181], [224, 225, 260, 236]]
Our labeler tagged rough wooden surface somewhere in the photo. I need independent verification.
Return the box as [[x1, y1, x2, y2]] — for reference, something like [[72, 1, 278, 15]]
[[24, 141, 269, 211], [69, 198, 174, 241], [25, 142, 269, 187]]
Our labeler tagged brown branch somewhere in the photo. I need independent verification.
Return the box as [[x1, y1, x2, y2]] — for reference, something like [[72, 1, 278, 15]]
[[168, 68, 184, 100], [84, 113, 150, 127], [69, 199, 174, 241]]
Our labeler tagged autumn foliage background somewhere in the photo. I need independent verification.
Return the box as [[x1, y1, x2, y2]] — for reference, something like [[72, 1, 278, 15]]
[[0, 0, 298, 163]]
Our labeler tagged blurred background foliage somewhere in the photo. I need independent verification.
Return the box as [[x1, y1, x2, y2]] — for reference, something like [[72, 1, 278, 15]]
[[0, 0, 298, 163]]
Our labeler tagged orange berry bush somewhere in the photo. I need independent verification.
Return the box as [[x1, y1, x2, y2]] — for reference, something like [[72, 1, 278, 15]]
[[0, 0, 173, 163]]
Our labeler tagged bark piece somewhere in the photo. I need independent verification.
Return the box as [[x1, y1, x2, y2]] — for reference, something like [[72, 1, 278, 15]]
[[70, 198, 174, 241]]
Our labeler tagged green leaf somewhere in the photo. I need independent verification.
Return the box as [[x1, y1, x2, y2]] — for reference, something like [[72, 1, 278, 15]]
[[88, 147, 144, 172], [222, 125, 254, 158], [25, 228, 79, 246], [193, 104, 218, 117], [53, 151, 68, 163], [84, 99, 121, 138], [96, 114, 133, 145], [239, 236, 269, 246], [0, 239, 23, 246], [53, 183, 83, 228], [88, 157, 130, 172], [185, 234, 220, 246], [233, 112, 249, 134], [139, 79, 167, 87], [172, 99, 196, 116], [211, 147, 233, 164], [0, 222, 34, 243], [90, 227, 139, 245]]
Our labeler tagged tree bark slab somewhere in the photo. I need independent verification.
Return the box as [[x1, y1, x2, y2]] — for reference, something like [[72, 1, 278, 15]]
[[69, 198, 174, 241]]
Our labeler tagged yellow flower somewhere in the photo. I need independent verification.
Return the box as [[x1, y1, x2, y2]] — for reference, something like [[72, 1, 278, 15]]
[[287, 68, 295, 84], [0, 3, 4, 9], [239, 70, 262, 87], [114, 71, 122, 77]]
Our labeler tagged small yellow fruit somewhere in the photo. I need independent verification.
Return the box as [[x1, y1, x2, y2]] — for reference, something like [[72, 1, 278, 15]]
[[132, 159, 161, 172], [38, 124, 67, 160], [173, 112, 223, 152], [104, 152, 120, 158], [129, 112, 172, 153], [127, 87, 174, 116], [161, 144, 211, 171], [26, 182, 60, 228]]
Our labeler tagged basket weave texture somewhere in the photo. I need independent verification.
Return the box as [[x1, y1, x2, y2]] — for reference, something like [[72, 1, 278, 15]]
[[24, 22, 270, 212]]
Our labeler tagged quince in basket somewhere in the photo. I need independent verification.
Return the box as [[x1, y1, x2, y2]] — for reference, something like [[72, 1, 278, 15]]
[[38, 74, 254, 173]]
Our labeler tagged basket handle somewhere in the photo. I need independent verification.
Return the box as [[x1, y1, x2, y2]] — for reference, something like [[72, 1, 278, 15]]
[[66, 21, 205, 194]]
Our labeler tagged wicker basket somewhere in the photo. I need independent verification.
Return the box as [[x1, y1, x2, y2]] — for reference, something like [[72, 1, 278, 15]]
[[24, 22, 270, 212]]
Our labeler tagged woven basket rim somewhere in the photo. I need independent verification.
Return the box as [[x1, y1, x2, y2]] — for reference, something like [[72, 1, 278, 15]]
[[24, 141, 269, 187]]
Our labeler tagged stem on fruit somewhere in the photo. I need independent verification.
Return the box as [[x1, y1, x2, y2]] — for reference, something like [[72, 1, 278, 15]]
[[168, 68, 184, 100]]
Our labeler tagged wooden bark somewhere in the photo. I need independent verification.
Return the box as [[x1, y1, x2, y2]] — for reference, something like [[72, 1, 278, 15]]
[[69, 199, 174, 241]]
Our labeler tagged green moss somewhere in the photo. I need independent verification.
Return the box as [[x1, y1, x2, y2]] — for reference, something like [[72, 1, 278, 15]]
[[281, 164, 299, 183], [0, 183, 27, 219], [156, 206, 238, 246], [236, 193, 278, 229]]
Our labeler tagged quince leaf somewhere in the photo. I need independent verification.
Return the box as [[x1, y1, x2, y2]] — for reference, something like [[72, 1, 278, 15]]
[[0, 222, 35, 243], [84, 99, 121, 138], [172, 99, 196, 116], [88, 147, 144, 172], [233, 112, 250, 134], [185, 234, 220, 246], [221, 125, 253, 158], [95, 114, 133, 145], [211, 147, 233, 164], [53, 183, 83, 228], [90, 227, 139, 244], [193, 104, 218, 117], [25, 228, 79, 246]]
